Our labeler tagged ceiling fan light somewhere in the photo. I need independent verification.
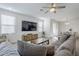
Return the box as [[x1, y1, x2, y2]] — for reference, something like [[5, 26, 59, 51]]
[[50, 8, 55, 12]]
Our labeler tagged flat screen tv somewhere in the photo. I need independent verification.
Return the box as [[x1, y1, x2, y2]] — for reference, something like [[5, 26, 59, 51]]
[[22, 21, 37, 31]]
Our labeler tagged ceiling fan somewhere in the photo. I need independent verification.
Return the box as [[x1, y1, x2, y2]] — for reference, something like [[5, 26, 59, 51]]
[[40, 3, 66, 14]]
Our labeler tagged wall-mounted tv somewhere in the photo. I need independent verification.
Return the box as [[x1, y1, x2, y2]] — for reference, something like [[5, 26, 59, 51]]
[[22, 21, 37, 31]]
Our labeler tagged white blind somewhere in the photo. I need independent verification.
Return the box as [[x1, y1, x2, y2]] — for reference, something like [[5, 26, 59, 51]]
[[1, 14, 15, 34], [53, 22, 58, 36]]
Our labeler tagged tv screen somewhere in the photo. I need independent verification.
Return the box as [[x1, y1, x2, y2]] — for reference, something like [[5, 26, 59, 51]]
[[22, 21, 37, 31]]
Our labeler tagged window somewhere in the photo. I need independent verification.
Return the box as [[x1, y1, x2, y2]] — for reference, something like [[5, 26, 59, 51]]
[[52, 22, 58, 41], [53, 22, 58, 36], [1, 14, 15, 34]]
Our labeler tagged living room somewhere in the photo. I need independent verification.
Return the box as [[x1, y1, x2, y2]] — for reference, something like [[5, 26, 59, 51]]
[[0, 3, 60, 44], [0, 3, 79, 56]]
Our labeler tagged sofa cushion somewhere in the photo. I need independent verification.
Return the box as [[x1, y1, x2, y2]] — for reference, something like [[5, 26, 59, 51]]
[[55, 49, 72, 56], [23, 41, 47, 56], [59, 32, 71, 43], [17, 40, 47, 56]]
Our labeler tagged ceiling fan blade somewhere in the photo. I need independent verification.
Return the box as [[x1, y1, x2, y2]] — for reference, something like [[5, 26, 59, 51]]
[[42, 6, 65, 9], [51, 6, 66, 8], [42, 7, 51, 8], [56, 6, 66, 8], [41, 3, 65, 14]]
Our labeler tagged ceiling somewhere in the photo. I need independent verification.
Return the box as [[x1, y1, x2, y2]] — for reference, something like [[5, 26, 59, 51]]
[[0, 3, 79, 22]]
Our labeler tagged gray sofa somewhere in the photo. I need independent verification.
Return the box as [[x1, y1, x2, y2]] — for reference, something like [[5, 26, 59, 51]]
[[55, 35, 75, 56], [17, 40, 47, 56], [54, 32, 71, 51], [17, 32, 76, 56], [54, 32, 75, 56]]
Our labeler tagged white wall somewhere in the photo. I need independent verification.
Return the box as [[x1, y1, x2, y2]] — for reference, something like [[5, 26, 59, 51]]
[[0, 8, 60, 44], [0, 8, 43, 43], [59, 17, 79, 33], [38, 17, 59, 37], [43, 18, 51, 36]]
